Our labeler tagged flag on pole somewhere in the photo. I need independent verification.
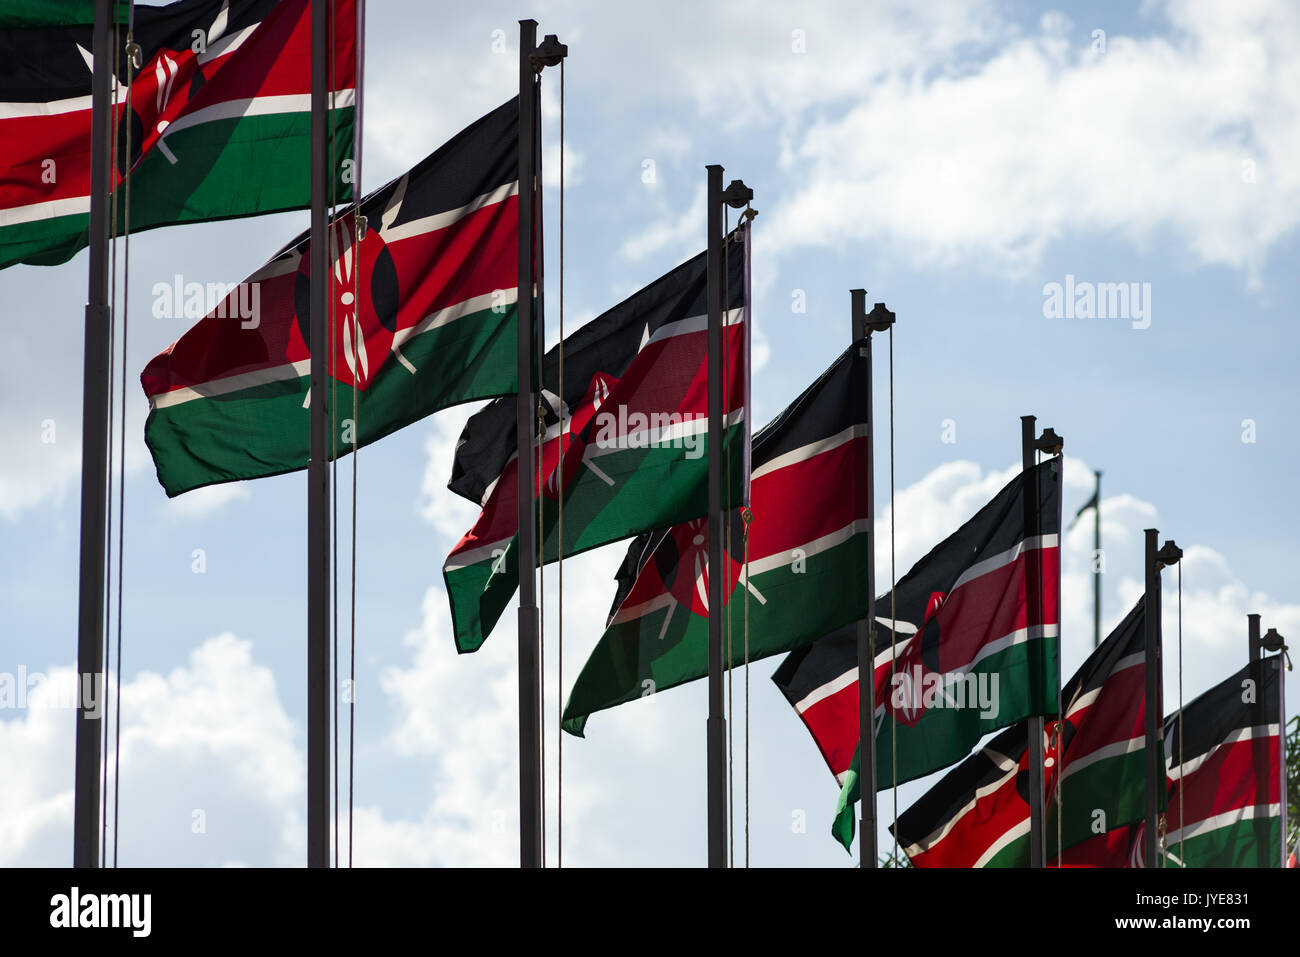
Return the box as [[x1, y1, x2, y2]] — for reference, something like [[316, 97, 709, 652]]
[[0, 0, 356, 271], [1161, 656, 1284, 867], [141, 98, 520, 496], [891, 598, 1151, 866], [1068, 487, 1099, 531], [443, 232, 749, 653], [772, 458, 1062, 848], [560, 342, 871, 735]]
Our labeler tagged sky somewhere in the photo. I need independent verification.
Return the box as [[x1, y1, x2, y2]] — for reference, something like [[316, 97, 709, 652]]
[[2, 0, 1299, 867]]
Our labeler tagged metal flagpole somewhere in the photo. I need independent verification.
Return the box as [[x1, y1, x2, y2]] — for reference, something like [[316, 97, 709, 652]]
[[1143, 531, 1181, 867], [1274, 630, 1289, 868], [1251, 617, 1289, 866], [516, 18, 542, 869], [704, 167, 752, 866], [852, 290, 893, 867], [1142, 529, 1160, 868], [705, 164, 727, 868], [1247, 613, 1268, 866], [1093, 470, 1102, 649], [513, 23, 563, 869], [73, 0, 114, 869], [1020, 417, 1046, 867], [306, 0, 332, 869]]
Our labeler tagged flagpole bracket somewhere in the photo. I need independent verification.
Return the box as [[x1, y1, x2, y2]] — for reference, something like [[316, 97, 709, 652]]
[[722, 180, 753, 209], [1032, 427, 1064, 455], [531, 34, 568, 72], [1261, 626, 1289, 665], [850, 291, 895, 343]]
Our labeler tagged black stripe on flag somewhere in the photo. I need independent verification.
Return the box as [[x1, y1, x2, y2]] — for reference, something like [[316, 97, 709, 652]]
[[1164, 658, 1280, 768], [608, 343, 870, 622], [0, 0, 278, 103], [772, 458, 1062, 713], [448, 228, 748, 505]]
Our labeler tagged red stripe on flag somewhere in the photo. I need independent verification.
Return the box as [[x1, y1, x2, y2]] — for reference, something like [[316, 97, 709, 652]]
[[872, 544, 1060, 710], [141, 196, 517, 397], [908, 768, 1024, 868], [797, 680, 860, 781], [1166, 733, 1280, 834], [746, 435, 869, 560]]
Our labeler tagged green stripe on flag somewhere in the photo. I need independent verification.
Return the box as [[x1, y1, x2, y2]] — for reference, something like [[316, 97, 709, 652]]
[[833, 636, 1060, 850], [1051, 746, 1147, 854], [145, 300, 516, 496], [1167, 813, 1280, 868], [0, 1, 127, 28], [562, 522, 869, 735], [1, 108, 354, 271], [446, 424, 746, 654]]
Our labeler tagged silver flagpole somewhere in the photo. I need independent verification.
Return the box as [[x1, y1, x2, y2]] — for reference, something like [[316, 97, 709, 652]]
[[1255, 618, 1290, 867], [852, 290, 893, 867], [306, 0, 332, 869], [1280, 650, 1289, 869], [73, 0, 114, 869], [515, 18, 542, 869], [704, 166, 752, 866], [515, 22, 566, 869], [1093, 470, 1102, 649], [705, 164, 727, 868]]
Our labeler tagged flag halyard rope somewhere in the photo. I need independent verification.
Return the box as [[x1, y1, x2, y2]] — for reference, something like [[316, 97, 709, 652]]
[[347, 0, 366, 870], [111, 5, 138, 868], [723, 206, 734, 869], [1177, 559, 1184, 868], [888, 326, 898, 862], [101, 5, 122, 869], [555, 56, 566, 869]]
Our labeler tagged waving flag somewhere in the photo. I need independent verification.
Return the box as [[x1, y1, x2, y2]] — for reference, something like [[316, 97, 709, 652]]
[[774, 458, 1062, 849], [560, 343, 871, 735], [443, 230, 749, 653], [1162, 656, 1284, 867], [891, 599, 1151, 865], [1, 0, 356, 271], [142, 98, 519, 496]]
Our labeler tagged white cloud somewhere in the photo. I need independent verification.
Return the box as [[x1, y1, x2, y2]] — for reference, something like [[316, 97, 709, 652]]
[[417, 409, 482, 536], [619, 182, 706, 264], [763, 0, 1300, 278], [0, 427, 79, 523], [161, 481, 251, 519], [375, 579, 611, 866], [0, 635, 303, 866]]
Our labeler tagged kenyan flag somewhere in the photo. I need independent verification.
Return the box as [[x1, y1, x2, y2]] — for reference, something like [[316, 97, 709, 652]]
[[443, 229, 749, 653], [560, 342, 871, 735], [1162, 656, 1285, 868], [142, 98, 520, 495], [0, 0, 356, 271], [892, 598, 1153, 866], [773, 458, 1062, 849]]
